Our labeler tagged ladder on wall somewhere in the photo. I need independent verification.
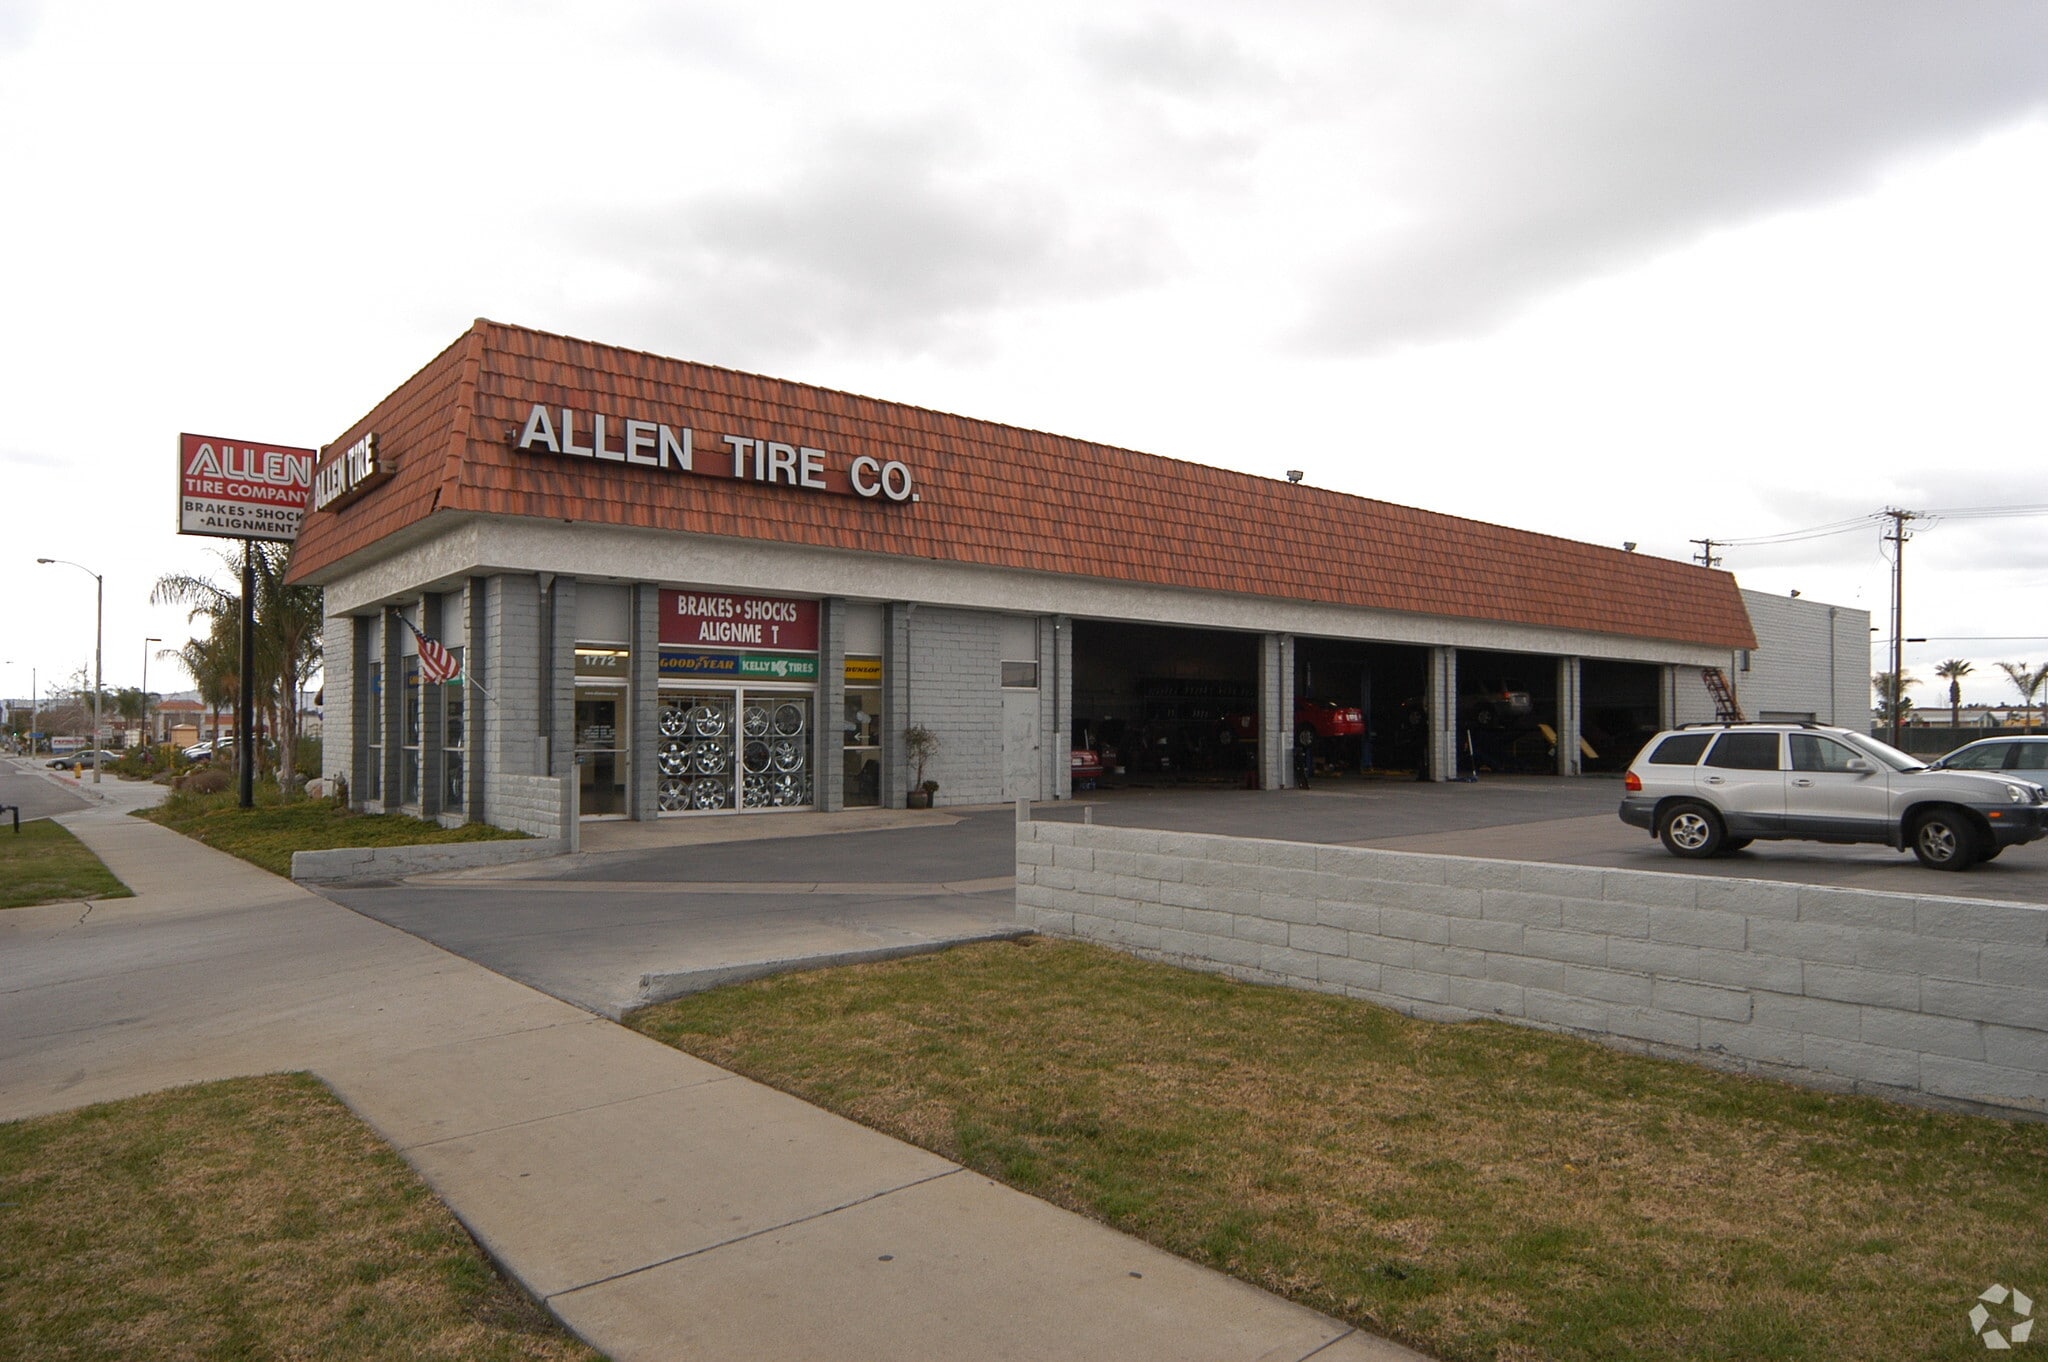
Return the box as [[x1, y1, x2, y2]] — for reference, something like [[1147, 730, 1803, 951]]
[[1702, 667, 1745, 722]]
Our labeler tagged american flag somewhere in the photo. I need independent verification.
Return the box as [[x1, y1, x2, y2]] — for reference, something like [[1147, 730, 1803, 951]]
[[402, 618, 462, 685]]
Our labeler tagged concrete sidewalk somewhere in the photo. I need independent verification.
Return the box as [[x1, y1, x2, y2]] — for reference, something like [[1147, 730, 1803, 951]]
[[0, 805, 1425, 1361]]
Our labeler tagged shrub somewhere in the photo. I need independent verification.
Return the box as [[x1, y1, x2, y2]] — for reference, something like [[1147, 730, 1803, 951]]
[[180, 766, 231, 795]]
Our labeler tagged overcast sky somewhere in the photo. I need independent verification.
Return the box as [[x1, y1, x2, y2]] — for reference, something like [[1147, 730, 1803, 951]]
[[3, 1, 2045, 714]]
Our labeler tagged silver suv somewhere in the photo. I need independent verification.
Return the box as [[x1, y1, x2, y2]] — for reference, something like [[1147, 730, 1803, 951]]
[[1619, 722, 2048, 871]]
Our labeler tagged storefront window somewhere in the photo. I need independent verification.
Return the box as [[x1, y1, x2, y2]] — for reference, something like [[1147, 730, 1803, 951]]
[[655, 688, 813, 812], [843, 656, 882, 807], [365, 660, 383, 801], [442, 647, 464, 811]]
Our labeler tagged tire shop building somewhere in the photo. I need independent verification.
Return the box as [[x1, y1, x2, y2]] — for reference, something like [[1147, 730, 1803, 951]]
[[287, 319, 1768, 835]]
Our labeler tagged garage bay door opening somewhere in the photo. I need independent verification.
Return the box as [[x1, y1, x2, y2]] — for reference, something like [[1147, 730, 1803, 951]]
[[1071, 622, 1260, 790]]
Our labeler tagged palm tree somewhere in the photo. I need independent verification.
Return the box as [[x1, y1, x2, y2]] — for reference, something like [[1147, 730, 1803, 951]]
[[1933, 658, 1973, 732], [171, 628, 238, 744], [154, 543, 323, 793], [1872, 670, 1917, 727], [1996, 661, 2048, 732]]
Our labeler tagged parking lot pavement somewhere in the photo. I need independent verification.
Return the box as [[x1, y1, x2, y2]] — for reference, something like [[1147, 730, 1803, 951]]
[[1356, 812, 2048, 904], [0, 757, 94, 821]]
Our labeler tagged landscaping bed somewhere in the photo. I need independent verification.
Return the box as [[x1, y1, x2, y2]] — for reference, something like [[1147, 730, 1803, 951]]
[[140, 784, 527, 877], [631, 936, 2048, 1362]]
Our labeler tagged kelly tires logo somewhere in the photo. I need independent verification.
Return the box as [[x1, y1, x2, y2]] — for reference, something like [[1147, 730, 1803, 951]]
[[1971, 1284, 2034, 1350]]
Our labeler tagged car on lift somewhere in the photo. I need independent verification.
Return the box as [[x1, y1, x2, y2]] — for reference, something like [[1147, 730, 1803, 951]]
[[1295, 698, 1365, 739], [1463, 679, 1533, 728], [1620, 721, 2048, 871]]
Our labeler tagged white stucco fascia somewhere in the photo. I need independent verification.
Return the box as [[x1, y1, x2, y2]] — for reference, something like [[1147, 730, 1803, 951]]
[[314, 513, 1733, 667]]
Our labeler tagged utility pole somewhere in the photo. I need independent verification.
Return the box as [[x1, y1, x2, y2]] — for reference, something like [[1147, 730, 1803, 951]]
[[1690, 538, 1723, 569], [1882, 508, 1919, 749]]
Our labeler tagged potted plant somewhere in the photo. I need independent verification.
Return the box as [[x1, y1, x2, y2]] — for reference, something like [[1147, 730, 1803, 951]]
[[904, 725, 940, 807]]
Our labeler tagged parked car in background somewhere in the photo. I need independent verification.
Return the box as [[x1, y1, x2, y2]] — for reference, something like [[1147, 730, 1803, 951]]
[[1928, 735, 2048, 775], [46, 749, 122, 771], [1620, 721, 2048, 871]]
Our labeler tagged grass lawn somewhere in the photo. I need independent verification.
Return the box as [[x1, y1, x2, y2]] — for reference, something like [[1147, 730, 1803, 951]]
[[0, 1074, 602, 1362], [140, 785, 527, 877], [0, 818, 132, 910], [631, 937, 2048, 1362]]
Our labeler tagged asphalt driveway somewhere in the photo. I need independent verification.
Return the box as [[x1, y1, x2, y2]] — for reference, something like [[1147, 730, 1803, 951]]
[[324, 774, 2046, 1020]]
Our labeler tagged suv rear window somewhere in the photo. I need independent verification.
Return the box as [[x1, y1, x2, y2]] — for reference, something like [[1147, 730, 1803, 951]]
[[1706, 732, 1782, 771], [1647, 733, 1713, 765]]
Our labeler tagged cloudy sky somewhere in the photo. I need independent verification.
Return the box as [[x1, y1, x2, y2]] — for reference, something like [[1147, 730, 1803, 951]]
[[3, 0, 2046, 713]]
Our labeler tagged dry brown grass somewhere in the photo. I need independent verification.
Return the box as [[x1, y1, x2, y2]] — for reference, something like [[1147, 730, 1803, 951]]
[[0, 1074, 603, 1362], [632, 936, 2048, 1362]]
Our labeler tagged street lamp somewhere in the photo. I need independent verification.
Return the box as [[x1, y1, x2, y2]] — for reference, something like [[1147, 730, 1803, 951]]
[[37, 558, 103, 784], [143, 637, 162, 748]]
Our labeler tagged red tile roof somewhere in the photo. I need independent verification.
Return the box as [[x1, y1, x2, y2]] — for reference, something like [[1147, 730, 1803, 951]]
[[288, 320, 1755, 650]]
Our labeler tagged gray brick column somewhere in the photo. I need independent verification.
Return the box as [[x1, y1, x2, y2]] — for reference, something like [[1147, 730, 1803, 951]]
[[883, 602, 912, 807], [1556, 655, 1583, 776], [481, 574, 544, 825], [815, 597, 846, 812], [1426, 646, 1458, 782], [380, 608, 404, 809], [1042, 615, 1070, 800], [546, 577, 578, 779], [419, 595, 445, 817], [629, 584, 659, 820], [1258, 633, 1295, 790], [463, 578, 486, 824]]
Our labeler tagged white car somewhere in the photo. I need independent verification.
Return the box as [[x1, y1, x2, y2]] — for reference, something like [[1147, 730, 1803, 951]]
[[1620, 721, 2048, 871]]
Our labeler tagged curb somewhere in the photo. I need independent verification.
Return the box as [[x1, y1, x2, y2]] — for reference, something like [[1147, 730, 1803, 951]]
[[622, 929, 1036, 1018], [291, 838, 565, 884]]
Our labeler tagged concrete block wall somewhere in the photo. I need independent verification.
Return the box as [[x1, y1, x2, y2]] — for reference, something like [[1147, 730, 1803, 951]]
[[1016, 821, 2048, 1117], [492, 772, 573, 841], [904, 605, 1005, 806], [1739, 590, 1871, 728]]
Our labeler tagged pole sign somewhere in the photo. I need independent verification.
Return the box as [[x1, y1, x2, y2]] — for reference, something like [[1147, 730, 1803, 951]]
[[178, 433, 317, 542]]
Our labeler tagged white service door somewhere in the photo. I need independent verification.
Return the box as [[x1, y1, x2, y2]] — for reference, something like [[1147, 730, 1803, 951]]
[[1002, 689, 1040, 801]]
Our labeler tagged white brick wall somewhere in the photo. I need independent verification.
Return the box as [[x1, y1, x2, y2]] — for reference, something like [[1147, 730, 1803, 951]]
[[320, 614, 354, 801], [1672, 591, 1871, 727], [1017, 821, 2048, 1118]]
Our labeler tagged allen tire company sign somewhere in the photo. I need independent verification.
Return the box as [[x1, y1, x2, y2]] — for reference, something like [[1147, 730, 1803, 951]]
[[179, 433, 317, 542]]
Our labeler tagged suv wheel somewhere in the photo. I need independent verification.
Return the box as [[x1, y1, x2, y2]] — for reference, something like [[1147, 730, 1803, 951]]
[[1658, 801, 1724, 858], [1910, 808, 1981, 871]]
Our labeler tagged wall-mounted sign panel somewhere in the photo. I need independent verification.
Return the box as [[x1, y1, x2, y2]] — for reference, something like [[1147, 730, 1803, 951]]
[[312, 432, 391, 513], [514, 404, 918, 504], [659, 591, 818, 652], [178, 433, 316, 542], [659, 650, 820, 682]]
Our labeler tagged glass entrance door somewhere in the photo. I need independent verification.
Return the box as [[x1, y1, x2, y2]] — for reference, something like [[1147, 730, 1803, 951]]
[[656, 688, 813, 813], [575, 689, 628, 816]]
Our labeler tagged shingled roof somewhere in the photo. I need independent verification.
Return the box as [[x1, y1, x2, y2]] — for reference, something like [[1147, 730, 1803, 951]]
[[287, 319, 1755, 650]]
